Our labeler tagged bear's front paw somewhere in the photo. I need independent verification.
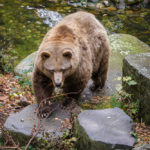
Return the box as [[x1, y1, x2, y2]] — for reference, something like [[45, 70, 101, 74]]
[[38, 106, 51, 118], [38, 102, 58, 118], [90, 84, 101, 91]]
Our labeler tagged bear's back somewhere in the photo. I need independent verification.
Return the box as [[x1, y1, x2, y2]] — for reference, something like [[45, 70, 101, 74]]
[[59, 11, 105, 36]]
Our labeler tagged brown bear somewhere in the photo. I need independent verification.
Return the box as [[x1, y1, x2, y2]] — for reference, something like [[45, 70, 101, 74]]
[[33, 11, 110, 117]]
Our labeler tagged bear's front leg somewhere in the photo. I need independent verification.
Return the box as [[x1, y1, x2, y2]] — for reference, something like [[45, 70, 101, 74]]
[[33, 68, 55, 118], [63, 76, 88, 103]]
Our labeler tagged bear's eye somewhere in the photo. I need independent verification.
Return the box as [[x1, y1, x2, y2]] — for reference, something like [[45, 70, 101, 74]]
[[63, 50, 72, 59], [41, 52, 50, 60]]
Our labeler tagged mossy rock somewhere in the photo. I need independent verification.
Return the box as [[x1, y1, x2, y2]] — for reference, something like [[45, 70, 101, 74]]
[[109, 33, 150, 71], [14, 51, 37, 82], [123, 53, 150, 124]]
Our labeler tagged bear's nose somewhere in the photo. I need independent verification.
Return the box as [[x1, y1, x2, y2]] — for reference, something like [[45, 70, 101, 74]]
[[55, 82, 61, 87]]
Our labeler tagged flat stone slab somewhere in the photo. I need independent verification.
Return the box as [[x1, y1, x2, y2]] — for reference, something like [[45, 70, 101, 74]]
[[123, 53, 150, 124], [4, 104, 67, 137], [75, 108, 136, 150], [4, 103, 81, 146]]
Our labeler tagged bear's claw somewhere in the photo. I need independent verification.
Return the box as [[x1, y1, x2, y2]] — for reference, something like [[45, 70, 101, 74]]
[[38, 102, 59, 118]]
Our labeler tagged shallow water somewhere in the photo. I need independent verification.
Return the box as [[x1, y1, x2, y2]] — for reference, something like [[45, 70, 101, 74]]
[[0, 0, 150, 67]]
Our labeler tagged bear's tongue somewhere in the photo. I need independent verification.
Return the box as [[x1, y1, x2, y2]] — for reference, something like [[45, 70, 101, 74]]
[[54, 72, 63, 87]]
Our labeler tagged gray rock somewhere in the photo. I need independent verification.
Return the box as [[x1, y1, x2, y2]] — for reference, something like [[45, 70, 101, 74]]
[[96, 2, 105, 9], [102, 34, 150, 96], [4, 104, 79, 146], [14, 51, 37, 82], [103, 0, 110, 7], [74, 108, 136, 150], [123, 53, 150, 124], [69, 2, 82, 7], [87, 2, 96, 8], [109, 34, 150, 71], [132, 144, 150, 150]]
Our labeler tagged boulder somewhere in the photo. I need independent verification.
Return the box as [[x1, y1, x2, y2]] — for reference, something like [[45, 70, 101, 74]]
[[123, 53, 150, 124], [4, 104, 81, 147], [74, 108, 136, 150], [102, 34, 150, 96], [109, 34, 150, 71], [14, 51, 37, 82]]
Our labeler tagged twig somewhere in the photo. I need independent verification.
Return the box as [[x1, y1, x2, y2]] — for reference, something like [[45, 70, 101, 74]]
[[25, 124, 42, 150], [25, 91, 80, 150], [35, 91, 80, 116]]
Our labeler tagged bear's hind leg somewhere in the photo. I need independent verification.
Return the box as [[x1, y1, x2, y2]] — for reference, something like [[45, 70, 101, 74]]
[[91, 53, 109, 91]]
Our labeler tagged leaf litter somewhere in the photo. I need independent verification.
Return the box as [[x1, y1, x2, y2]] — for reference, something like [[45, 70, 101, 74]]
[[0, 73, 35, 133]]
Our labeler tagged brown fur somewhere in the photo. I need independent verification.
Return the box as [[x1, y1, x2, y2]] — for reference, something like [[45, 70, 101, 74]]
[[33, 11, 110, 106]]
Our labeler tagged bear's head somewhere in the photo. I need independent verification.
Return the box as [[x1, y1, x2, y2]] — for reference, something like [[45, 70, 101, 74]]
[[37, 42, 80, 88]]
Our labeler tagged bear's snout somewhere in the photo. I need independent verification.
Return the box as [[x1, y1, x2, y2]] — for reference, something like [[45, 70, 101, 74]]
[[54, 72, 63, 88]]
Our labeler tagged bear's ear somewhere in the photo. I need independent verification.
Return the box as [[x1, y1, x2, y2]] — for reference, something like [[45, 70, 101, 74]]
[[63, 50, 72, 59], [41, 52, 50, 60]]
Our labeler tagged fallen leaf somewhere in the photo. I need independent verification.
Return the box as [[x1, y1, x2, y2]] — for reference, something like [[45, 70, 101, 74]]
[[0, 95, 9, 101]]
